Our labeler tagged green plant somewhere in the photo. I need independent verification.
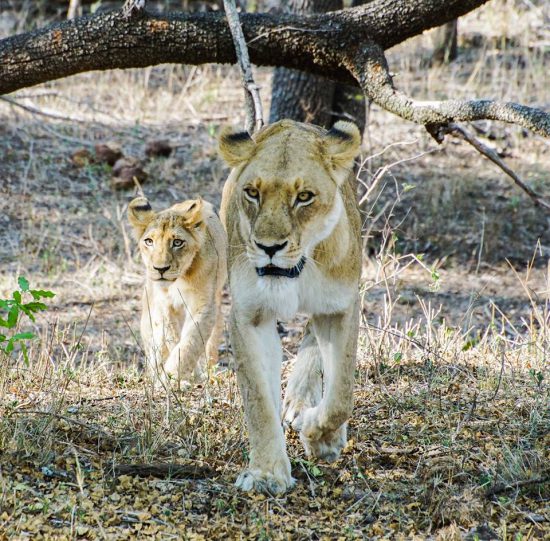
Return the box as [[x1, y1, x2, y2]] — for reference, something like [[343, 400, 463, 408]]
[[0, 276, 54, 362]]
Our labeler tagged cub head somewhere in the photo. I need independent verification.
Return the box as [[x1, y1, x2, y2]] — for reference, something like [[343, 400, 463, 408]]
[[219, 120, 361, 278], [128, 197, 206, 282]]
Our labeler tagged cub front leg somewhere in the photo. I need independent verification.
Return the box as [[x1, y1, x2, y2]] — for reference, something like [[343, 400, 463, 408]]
[[230, 310, 294, 495], [300, 299, 359, 462]]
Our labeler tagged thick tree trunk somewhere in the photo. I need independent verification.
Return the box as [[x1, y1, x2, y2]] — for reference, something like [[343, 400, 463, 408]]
[[269, 0, 368, 130], [431, 19, 458, 64], [269, 0, 340, 127]]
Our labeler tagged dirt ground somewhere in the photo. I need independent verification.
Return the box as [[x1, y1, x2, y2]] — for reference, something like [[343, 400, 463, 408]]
[[0, 1, 549, 539]]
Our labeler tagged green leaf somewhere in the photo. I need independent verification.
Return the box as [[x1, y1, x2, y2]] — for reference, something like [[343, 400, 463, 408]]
[[18, 276, 30, 292], [7, 307, 18, 328], [12, 291, 21, 303], [30, 290, 55, 300], [12, 332, 35, 341], [21, 342, 29, 366], [5, 339, 14, 353], [0, 334, 6, 342], [18, 305, 36, 322], [0, 318, 8, 328], [23, 302, 47, 313], [310, 465, 323, 477]]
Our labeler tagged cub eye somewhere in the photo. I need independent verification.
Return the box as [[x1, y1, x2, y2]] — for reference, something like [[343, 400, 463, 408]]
[[144, 238, 153, 246], [244, 187, 260, 202], [172, 239, 185, 248], [296, 191, 315, 205]]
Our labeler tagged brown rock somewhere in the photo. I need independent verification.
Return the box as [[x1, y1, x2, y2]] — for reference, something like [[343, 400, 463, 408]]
[[111, 157, 148, 190], [94, 142, 123, 166], [71, 148, 94, 167], [145, 139, 173, 158]]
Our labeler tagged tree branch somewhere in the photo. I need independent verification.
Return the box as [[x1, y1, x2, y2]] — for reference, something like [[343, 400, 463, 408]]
[[223, 0, 264, 133], [345, 43, 550, 137], [446, 123, 550, 210], [0, 0, 492, 96], [1, 0, 549, 143]]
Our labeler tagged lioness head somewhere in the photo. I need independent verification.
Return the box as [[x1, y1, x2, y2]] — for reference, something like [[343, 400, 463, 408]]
[[219, 120, 361, 278], [128, 197, 206, 282]]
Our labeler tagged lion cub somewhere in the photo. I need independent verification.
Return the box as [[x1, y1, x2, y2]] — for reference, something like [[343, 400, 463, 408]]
[[128, 196, 227, 386]]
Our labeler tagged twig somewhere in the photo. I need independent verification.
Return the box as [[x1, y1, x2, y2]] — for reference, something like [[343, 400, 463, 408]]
[[111, 462, 216, 479], [223, 0, 264, 133], [10, 410, 113, 439], [485, 476, 550, 498], [446, 122, 550, 211], [0, 95, 89, 124]]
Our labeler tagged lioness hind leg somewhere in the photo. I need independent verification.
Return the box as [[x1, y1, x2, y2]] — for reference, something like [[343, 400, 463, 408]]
[[282, 323, 322, 431], [299, 300, 359, 462]]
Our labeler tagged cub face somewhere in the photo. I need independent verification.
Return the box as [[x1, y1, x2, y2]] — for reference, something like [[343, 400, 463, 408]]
[[219, 120, 361, 278], [128, 197, 206, 282]]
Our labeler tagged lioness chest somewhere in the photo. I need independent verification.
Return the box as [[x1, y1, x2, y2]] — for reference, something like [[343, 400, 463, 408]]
[[231, 263, 356, 321]]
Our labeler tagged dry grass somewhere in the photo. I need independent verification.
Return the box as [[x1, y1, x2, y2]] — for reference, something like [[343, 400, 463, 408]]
[[1, 0, 549, 538]]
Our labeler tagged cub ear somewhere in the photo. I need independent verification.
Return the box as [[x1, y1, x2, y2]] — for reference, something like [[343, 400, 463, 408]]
[[323, 121, 362, 185], [128, 197, 155, 237], [175, 198, 205, 229], [218, 127, 256, 167]]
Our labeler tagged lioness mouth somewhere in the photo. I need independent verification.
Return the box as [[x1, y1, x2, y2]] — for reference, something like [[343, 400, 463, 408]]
[[256, 257, 306, 279]]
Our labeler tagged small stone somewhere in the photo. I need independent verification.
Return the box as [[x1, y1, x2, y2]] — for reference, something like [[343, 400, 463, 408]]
[[94, 142, 124, 166], [145, 139, 173, 158], [111, 157, 148, 190], [71, 148, 93, 167]]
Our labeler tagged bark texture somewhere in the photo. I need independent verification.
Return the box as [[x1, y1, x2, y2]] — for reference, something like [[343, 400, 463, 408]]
[[269, 0, 340, 127], [1, 0, 549, 138]]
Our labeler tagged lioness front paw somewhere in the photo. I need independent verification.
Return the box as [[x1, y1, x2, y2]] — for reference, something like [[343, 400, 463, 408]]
[[300, 407, 347, 463], [236, 467, 295, 495]]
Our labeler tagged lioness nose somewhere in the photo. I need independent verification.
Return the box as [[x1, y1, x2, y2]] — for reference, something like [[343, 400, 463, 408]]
[[255, 241, 288, 258], [153, 265, 171, 274]]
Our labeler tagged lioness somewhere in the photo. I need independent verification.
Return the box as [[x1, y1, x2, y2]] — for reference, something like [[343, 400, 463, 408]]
[[219, 119, 362, 494], [128, 196, 227, 385]]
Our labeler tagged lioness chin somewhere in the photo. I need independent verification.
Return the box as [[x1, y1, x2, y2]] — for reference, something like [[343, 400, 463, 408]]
[[128, 197, 227, 387], [219, 119, 362, 494]]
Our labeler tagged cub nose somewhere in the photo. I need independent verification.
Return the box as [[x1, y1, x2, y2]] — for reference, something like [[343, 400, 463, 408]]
[[255, 241, 288, 258], [153, 265, 171, 275]]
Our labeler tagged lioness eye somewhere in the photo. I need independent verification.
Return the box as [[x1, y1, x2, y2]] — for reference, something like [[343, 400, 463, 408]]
[[244, 187, 260, 202], [173, 239, 185, 248], [296, 191, 315, 205], [144, 238, 153, 246]]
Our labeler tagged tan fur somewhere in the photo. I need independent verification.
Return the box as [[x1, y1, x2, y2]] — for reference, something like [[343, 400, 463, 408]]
[[219, 119, 362, 494], [128, 196, 227, 386]]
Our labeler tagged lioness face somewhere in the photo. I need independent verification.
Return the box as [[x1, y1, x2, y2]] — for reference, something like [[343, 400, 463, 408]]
[[237, 162, 343, 275], [219, 120, 361, 279], [128, 197, 205, 282]]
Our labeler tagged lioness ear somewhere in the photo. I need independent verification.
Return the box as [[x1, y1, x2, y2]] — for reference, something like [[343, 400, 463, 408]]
[[128, 197, 155, 238], [175, 198, 204, 229], [218, 127, 256, 167], [323, 121, 362, 185]]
